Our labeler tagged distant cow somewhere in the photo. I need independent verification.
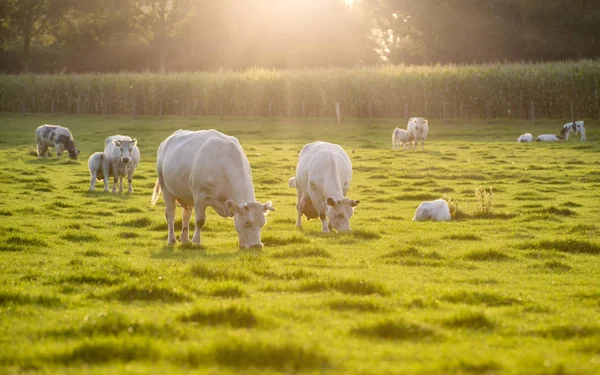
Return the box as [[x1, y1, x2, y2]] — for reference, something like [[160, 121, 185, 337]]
[[103, 135, 140, 193], [407, 117, 429, 151], [561, 121, 586, 141], [289, 141, 359, 232], [392, 127, 413, 150], [151, 129, 274, 248], [517, 133, 533, 143], [35, 124, 80, 160], [535, 134, 563, 142], [413, 199, 451, 222], [87, 152, 106, 192]]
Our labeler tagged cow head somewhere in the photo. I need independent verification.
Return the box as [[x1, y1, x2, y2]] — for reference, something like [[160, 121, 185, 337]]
[[113, 138, 137, 164], [326, 197, 359, 232], [66, 141, 80, 160], [226, 200, 275, 249]]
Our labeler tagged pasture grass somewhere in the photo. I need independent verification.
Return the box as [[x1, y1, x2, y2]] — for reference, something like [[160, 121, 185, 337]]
[[0, 114, 599, 374]]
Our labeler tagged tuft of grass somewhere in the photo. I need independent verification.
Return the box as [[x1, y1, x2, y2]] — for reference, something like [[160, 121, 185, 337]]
[[208, 284, 247, 298], [382, 247, 443, 260], [395, 193, 439, 201], [0, 209, 13, 216], [190, 264, 251, 282], [533, 325, 600, 340], [5, 235, 48, 247], [252, 268, 313, 280], [61, 231, 100, 243], [213, 340, 330, 370], [271, 246, 331, 259], [61, 274, 119, 285], [443, 311, 495, 330], [81, 250, 105, 257], [353, 319, 438, 341], [464, 250, 512, 262], [561, 201, 583, 208], [326, 298, 383, 312], [442, 234, 481, 241], [56, 338, 158, 364], [299, 278, 389, 296], [534, 206, 577, 217], [347, 228, 381, 240], [521, 239, 600, 254], [121, 217, 153, 228], [119, 231, 139, 239], [440, 291, 521, 306], [528, 261, 572, 272], [261, 233, 309, 246], [107, 285, 189, 303], [0, 291, 61, 307], [180, 306, 257, 328]]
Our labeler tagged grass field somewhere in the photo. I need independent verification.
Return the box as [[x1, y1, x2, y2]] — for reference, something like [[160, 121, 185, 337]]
[[1, 114, 599, 374]]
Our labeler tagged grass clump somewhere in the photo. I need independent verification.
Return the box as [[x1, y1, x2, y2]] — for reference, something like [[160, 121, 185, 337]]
[[261, 233, 309, 246], [299, 278, 389, 296], [120, 217, 153, 228], [213, 340, 330, 370], [190, 264, 251, 282], [383, 246, 443, 260], [353, 319, 438, 341], [443, 311, 495, 330], [5, 235, 48, 248], [208, 284, 247, 298], [440, 291, 520, 307], [108, 285, 188, 303], [464, 250, 512, 262], [61, 231, 100, 243], [0, 291, 61, 307], [326, 298, 383, 312], [180, 306, 257, 328], [522, 239, 600, 254], [57, 337, 158, 364], [271, 246, 331, 259], [533, 325, 600, 340], [442, 234, 481, 241], [528, 261, 572, 272], [61, 274, 119, 286], [474, 186, 494, 216]]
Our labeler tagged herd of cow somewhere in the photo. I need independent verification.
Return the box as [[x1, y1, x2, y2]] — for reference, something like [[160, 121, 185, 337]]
[[34, 116, 587, 249]]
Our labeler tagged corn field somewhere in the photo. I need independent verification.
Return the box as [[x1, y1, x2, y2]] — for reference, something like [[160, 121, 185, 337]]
[[1, 60, 599, 120]]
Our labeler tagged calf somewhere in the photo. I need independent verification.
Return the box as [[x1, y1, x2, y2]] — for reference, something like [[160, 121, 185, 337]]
[[407, 117, 429, 151], [88, 152, 106, 192], [103, 135, 140, 193], [35, 124, 80, 160], [413, 199, 451, 222], [562, 121, 586, 141], [392, 127, 413, 150], [517, 133, 533, 143], [289, 141, 359, 232], [535, 134, 563, 142]]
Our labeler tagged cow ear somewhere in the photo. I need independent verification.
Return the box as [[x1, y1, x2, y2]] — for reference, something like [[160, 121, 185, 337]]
[[263, 201, 275, 215], [113, 139, 121, 147], [225, 199, 240, 215], [131, 138, 137, 147], [326, 198, 336, 207], [351, 200, 360, 207]]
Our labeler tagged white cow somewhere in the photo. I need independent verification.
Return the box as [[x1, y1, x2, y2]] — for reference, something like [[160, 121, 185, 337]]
[[562, 121, 586, 141], [103, 135, 140, 193], [151, 129, 274, 248], [535, 134, 563, 142], [392, 127, 413, 150], [35, 124, 80, 159], [407, 117, 429, 151], [412, 199, 451, 222], [87, 152, 106, 192], [517, 133, 533, 143], [288, 141, 359, 232]]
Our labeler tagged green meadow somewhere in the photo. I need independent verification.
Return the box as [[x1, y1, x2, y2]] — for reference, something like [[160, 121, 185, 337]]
[[1, 114, 599, 374]]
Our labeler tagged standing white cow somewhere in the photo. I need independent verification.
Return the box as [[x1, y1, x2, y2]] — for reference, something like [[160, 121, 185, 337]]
[[288, 141, 359, 232], [35, 124, 80, 159], [407, 117, 429, 151], [392, 127, 413, 150], [413, 199, 451, 222], [151, 129, 274, 248], [103, 135, 140, 193], [562, 121, 586, 141]]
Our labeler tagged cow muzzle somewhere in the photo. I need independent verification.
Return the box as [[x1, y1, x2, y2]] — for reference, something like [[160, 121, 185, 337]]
[[121, 157, 130, 163]]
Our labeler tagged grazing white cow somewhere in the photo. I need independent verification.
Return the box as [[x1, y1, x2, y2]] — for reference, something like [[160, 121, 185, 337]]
[[87, 152, 106, 192], [151, 129, 274, 248], [392, 127, 413, 150], [562, 121, 586, 141], [35, 124, 80, 159], [288, 141, 359, 232], [517, 133, 533, 143], [413, 199, 451, 222], [535, 134, 563, 142], [407, 117, 429, 151], [103, 135, 140, 193]]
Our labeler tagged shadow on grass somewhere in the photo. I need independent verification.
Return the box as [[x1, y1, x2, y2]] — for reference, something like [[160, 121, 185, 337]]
[[520, 239, 600, 255], [440, 290, 521, 307], [442, 311, 495, 330], [352, 319, 439, 341], [180, 306, 257, 328]]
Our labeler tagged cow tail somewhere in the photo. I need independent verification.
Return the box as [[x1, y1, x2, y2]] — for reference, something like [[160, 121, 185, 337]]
[[151, 179, 161, 207]]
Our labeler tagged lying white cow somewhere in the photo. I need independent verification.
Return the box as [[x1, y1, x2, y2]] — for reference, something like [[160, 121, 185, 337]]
[[35, 124, 80, 159], [288, 141, 359, 232], [151, 129, 274, 248], [88, 152, 106, 192], [103, 135, 140, 193], [392, 127, 413, 150], [562, 121, 586, 141], [517, 133, 533, 143], [407, 117, 429, 151], [413, 199, 451, 222], [535, 134, 563, 142]]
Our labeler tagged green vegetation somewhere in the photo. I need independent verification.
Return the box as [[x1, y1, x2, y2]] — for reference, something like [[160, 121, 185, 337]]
[[0, 114, 599, 374], [2, 60, 600, 119]]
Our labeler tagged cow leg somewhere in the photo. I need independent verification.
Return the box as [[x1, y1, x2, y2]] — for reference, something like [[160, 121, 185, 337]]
[[421, 140, 425, 151], [192, 195, 207, 246], [319, 213, 329, 232], [37, 143, 47, 157], [102, 161, 110, 192], [162, 189, 177, 245], [180, 204, 192, 244], [308, 186, 328, 233], [55, 143, 62, 159], [127, 170, 134, 194], [112, 176, 118, 193], [118, 176, 124, 193], [89, 171, 96, 192], [295, 190, 303, 229]]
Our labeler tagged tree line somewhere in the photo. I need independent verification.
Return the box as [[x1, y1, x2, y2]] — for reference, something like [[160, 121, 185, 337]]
[[1, 0, 599, 74]]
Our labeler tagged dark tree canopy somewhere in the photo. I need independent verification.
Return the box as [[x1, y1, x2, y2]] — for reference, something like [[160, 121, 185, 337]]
[[0, 0, 599, 73]]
